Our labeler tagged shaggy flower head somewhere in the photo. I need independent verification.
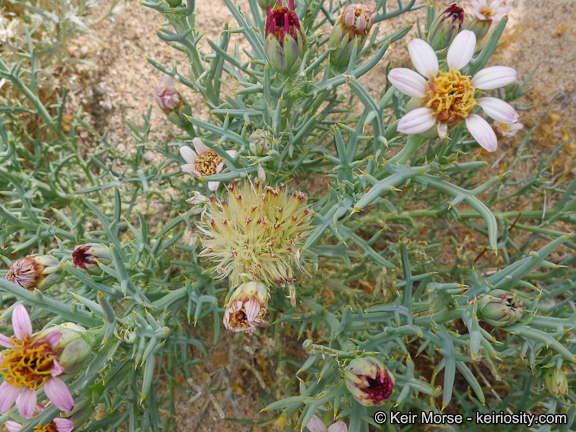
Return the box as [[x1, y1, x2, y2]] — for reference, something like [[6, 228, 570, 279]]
[[180, 138, 237, 191], [0, 305, 75, 418], [199, 178, 313, 286], [307, 415, 348, 432], [344, 357, 395, 406], [329, 2, 376, 70], [5, 256, 60, 291], [223, 281, 269, 334], [494, 121, 523, 137], [72, 244, 112, 272], [470, 0, 510, 22], [388, 30, 519, 151]]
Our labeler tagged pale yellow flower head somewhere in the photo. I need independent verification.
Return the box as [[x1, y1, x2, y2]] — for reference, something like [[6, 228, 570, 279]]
[[199, 178, 313, 286]]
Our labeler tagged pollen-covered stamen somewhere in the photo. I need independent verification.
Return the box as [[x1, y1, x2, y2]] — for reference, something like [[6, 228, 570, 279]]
[[0, 337, 56, 391], [194, 150, 223, 176], [425, 68, 477, 124]]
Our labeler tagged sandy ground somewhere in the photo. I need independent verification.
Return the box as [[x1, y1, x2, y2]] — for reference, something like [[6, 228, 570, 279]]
[[2, 0, 574, 431]]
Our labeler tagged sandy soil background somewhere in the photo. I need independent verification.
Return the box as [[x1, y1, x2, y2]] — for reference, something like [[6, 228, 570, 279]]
[[2, 0, 575, 431]]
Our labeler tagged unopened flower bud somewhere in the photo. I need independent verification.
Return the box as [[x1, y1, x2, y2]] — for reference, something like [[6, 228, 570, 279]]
[[264, 0, 306, 76], [249, 129, 273, 155], [329, 2, 376, 71], [72, 244, 112, 272], [477, 289, 525, 327], [223, 281, 269, 334], [544, 369, 569, 397], [427, 3, 465, 50], [344, 357, 395, 406], [154, 74, 192, 128], [5, 255, 61, 290], [37, 323, 100, 373], [462, 13, 491, 40]]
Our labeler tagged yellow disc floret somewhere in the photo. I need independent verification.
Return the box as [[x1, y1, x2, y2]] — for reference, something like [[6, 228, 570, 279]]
[[425, 68, 476, 125], [0, 337, 56, 391], [195, 150, 223, 176]]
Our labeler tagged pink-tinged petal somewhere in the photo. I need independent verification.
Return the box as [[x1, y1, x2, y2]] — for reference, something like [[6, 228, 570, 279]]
[[192, 137, 211, 155], [181, 164, 202, 178], [0, 382, 21, 413], [179, 146, 197, 165], [437, 122, 448, 140], [36, 404, 46, 412], [226, 150, 238, 158], [470, 0, 480, 7], [466, 114, 498, 152], [328, 422, 348, 432], [215, 161, 225, 174], [52, 359, 65, 377], [489, 0, 501, 9], [47, 331, 62, 349], [477, 97, 519, 123], [17, 387, 37, 419], [12, 305, 33, 341], [44, 377, 75, 412], [223, 312, 230, 328], [307, 415, 328, 432], [208, 181, 220, 191], [161, 74, 175, 90], [54, 418, 75, 432], [0, 333, 15, 348], [228, 300, 244, 314], [388, 68, 428, 98], [244, 299, 261, 321], [5, 421, 23, 432], [471, 66, 517, 90], [397, 107, 437, 135], [408, 39, 438, 77], [447, 30, 476, 70]]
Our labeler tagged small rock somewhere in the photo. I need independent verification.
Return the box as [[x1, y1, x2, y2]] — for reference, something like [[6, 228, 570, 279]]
[[143, 150, 156, 163]]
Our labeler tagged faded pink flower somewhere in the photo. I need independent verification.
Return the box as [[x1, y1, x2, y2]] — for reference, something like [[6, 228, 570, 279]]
[[5, 256, 60, 291], [223, 281, 269, 334], [0, 305, 75, 418], [180, 137, 237, 191], [470, 0, 510, 22], [5, 404, 74, 432], [154, 74, 183, 113], [307, 415, 348, 432], [388, 30, 519, 152]]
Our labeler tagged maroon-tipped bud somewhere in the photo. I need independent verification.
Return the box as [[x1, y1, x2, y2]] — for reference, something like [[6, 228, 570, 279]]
[[72, 244, 112, 272], [264, 0, 306, 76], [427, 3, 465, 50]]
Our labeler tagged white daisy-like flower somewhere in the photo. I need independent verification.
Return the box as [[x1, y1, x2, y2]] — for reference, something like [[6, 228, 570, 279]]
[[470, 0, 510, 22], [180, 137, 238, 191], [388, 30, 519, 152], [494, 121, 524, 137]]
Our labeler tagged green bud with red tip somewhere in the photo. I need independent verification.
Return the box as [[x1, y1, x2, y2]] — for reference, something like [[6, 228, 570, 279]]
[[344, 357, 395, 406], [427, 3, 465, 50], [264, 0, 306, 76]]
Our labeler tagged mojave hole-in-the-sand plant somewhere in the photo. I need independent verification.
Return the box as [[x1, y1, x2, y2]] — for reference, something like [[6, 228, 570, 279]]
[[1, 0, 575, 431]]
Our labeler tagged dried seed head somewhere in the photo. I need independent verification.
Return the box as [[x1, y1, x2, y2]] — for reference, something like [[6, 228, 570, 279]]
[[198, 178, 313, 286]]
